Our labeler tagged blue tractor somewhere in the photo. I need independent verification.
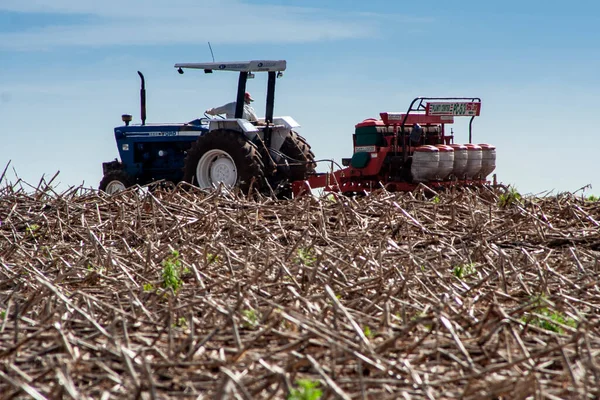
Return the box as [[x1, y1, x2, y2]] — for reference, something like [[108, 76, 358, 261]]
[[99, 60, 315, 197]]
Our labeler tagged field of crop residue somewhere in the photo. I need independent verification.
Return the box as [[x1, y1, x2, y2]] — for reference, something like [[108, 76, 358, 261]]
[[1, 181, 599, 399]]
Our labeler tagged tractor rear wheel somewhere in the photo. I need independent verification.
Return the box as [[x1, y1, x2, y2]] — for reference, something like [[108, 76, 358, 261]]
[[99, 170, 132, 194], [183, 129, 265, 193], [279, 131, 316, 181]]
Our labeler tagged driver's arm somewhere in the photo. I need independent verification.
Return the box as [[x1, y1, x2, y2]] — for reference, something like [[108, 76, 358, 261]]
[[206, 102, 235, 116]]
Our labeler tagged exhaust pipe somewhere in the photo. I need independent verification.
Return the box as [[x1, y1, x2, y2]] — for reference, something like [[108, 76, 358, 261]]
[[137, 71, 146, 125]]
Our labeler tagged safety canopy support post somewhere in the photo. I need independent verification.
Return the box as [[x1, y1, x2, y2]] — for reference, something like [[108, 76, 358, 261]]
[[235, 72, 248, 119]]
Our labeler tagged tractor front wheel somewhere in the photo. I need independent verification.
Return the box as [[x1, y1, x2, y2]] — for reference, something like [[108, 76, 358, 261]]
[[99, 170, 132, 194], [183, 129, 265, 193]]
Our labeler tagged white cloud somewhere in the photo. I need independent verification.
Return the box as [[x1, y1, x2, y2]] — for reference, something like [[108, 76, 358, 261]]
[[1, 0, 227, 18], [0, 0, 379, 50]]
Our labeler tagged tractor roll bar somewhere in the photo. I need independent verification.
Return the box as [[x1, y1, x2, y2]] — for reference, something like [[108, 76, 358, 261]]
[[174, 60, 286, 131], [398, 97, 481, 160], [235, 72, 248, 119]]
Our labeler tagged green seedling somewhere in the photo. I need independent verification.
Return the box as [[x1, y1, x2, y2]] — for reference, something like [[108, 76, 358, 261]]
[[143, 283, 155, 292], [174, 316, 188, 328], [161, 250, 184, 293], [26, 223, 41, 238], [26, 224, 40, 233], [586, 195, 599, 202], [363, 325, 373, 339], [522, 294, 577, 334], [325, 193, 337, 203], [453, 263, 476, 279], [432, 195, 441, 204], [410, 312, 432, 329], [206, 253, 221, 264], [86, 263, 105, 275], [288, 379, 322, 400], [295, 247, 317, 267], [241, 309, 261, 329], [410, 312, 424, 321], [498, 186, 522, 208]]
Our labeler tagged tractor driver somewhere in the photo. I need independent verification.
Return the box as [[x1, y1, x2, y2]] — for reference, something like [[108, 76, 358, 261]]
[[205, 92, 258, 122]]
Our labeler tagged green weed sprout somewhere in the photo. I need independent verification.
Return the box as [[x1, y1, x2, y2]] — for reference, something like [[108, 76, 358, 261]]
[[522, 294, 577, 334], [288, 379, 322, 400], [498, 186, 522, 208], [296, 247, 317, 267], [453, 263, 476, 279], [161, 250, 185, 293], [143, 283, 155, 292], [206, 253, 221, 264], [26, 223, 41, 238], [174, 316, 188, 328], [241, 309, 261, 329]]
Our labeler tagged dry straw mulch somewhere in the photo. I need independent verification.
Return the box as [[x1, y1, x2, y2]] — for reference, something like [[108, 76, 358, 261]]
[[1, 178, 600, 399]]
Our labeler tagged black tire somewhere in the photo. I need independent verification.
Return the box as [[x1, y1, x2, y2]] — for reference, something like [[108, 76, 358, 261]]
[[99, 170, 132, 194], [279, 131, 316, 181], [183, 129, 265, 193]]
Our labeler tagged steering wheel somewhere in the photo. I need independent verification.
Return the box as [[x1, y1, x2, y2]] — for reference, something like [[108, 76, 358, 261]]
[[204, 112, 225, 120], [187, 113, 224, 126], [186, 118, 208, 126]]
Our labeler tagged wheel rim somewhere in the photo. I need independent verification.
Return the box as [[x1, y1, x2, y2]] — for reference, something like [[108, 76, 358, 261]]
[[105, 180, 126, 194], [196, 149, 238, 188]]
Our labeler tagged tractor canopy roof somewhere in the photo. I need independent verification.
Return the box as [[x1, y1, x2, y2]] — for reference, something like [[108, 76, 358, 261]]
[[174, 60, 286, 73]]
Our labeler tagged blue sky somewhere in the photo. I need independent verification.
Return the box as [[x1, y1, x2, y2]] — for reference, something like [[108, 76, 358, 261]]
[[1, 0, 599, 195]]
